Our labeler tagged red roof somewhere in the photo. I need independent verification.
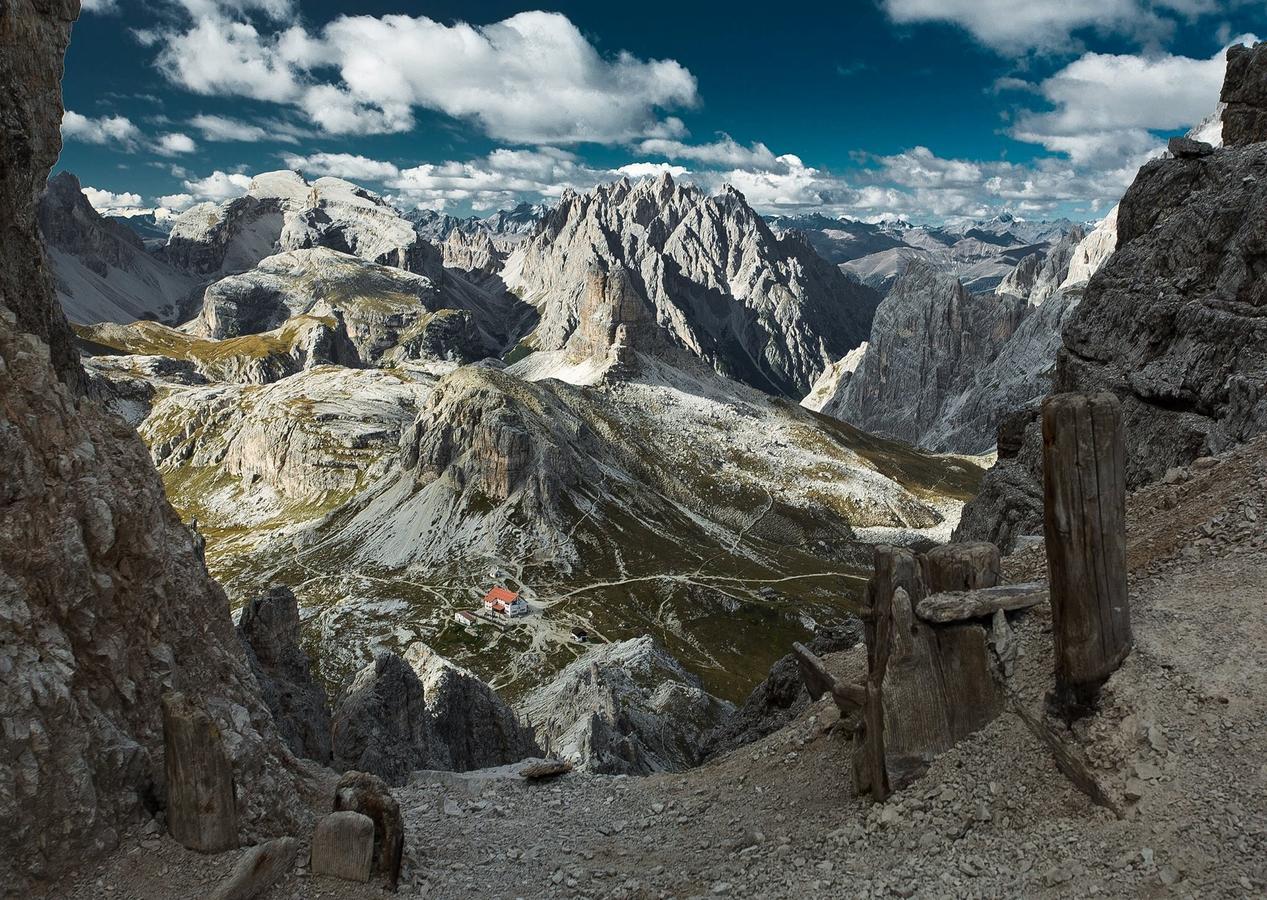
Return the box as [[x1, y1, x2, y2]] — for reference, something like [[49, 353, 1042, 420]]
[[484, 586, 519, 604]]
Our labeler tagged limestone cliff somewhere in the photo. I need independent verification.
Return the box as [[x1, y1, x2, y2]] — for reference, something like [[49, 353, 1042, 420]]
[[0, 4, 312, 887], [959, 44, 1267, 550]]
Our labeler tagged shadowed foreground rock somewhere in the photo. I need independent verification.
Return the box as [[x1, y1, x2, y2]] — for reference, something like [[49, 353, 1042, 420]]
[[237, 585, 332, 764], [0, 1, 312, 888]]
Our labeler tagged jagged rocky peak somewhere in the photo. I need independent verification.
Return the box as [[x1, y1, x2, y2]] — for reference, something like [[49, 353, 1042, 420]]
[[37, 171, 198, 325], [519, 636, 734, 775], [506, 172, 880, 398], [1, 2, 311, 887], [401, 643, 540, 770], [959, 42, 1267, 550], [237, 585, 332, 764], [330, 646, 537, 785], [331, 651, 442, 786], [40, 170, 144, 262], [441, 226, 504, 276]]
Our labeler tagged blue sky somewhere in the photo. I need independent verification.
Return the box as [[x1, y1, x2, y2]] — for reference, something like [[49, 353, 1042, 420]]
[[58, 1, 1267, 223]]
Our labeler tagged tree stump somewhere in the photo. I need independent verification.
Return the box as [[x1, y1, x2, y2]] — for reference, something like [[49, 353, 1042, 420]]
[[334, 771, 404, 890], [311, 811, 375, 883], [162, 692, 239, 853], [1041, 392, 1131, 712], [853, 543, 1005, 801], [923, 542, 1001, 593]]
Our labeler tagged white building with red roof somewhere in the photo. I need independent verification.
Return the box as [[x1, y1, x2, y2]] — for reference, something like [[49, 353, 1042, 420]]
[[483, 586, 528, 617]]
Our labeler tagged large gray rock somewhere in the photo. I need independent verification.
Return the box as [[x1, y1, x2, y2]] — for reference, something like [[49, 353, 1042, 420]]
[[330, 647, 536, 785], [331, 652, 444, 787], [403, 643, 540, 771], [0, 3, 312, 888], [237, 586, 332, 764], [1220, 42, 1267, 147], [506, 173, 880, 398], [519, 636, 734, 775], [961, 49, 1267, 549]]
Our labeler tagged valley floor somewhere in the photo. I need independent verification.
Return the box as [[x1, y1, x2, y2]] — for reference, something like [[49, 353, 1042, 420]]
[[47, 440, 1267, 899]]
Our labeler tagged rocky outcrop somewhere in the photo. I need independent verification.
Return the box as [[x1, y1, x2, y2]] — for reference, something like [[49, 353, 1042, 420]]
[[703, 621, 864, 759], [1, 4, 312, 887], [829, 260, 1026, 451], [402, 643, 540, 771], [519, 636, 733, 775], [331, 652, 444, 786], [79, 316, 355, 385], [1, 0, 83, 389], [960, 44, 1267, 550], [565, 263, 662, 366], [800, 342, 868, 417], [505, 174, 880, 397], [330, 646, 533, 785], [237, 586, 332, 763], [1220, 42, 1267, 147], [142, 365, 429, 529], [193, 248, 491, 365], [38, 172, 199, 325], [401, 364, 592, 508]]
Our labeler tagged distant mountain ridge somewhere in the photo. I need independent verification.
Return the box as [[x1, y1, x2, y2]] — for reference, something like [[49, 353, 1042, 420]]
[[407, 201, 549, 244], [767, 211, 1083, 294]]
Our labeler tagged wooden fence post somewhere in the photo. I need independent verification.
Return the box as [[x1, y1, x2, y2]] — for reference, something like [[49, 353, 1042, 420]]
[[1041, 392, 1132, 713]]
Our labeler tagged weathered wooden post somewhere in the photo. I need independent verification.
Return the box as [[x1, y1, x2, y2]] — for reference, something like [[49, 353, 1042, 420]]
[[853, 543, 1005, 801], [162, 692, 239, 852], [1041, 392, 1131, 713]]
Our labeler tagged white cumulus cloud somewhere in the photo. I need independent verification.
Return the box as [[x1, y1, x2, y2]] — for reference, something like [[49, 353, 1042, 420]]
[[636, 136, 779, 168], [1011, 41, 1249, 165], [150, 9, 697, 143], [61, 111, 140, 148], [155, 132, 199, 156], [191, 113, 267, 142], [81, 187, 144, 209], [881, 0, 1221, 54], [283, 152, 401, 181], [181, 169, 254, 201]]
